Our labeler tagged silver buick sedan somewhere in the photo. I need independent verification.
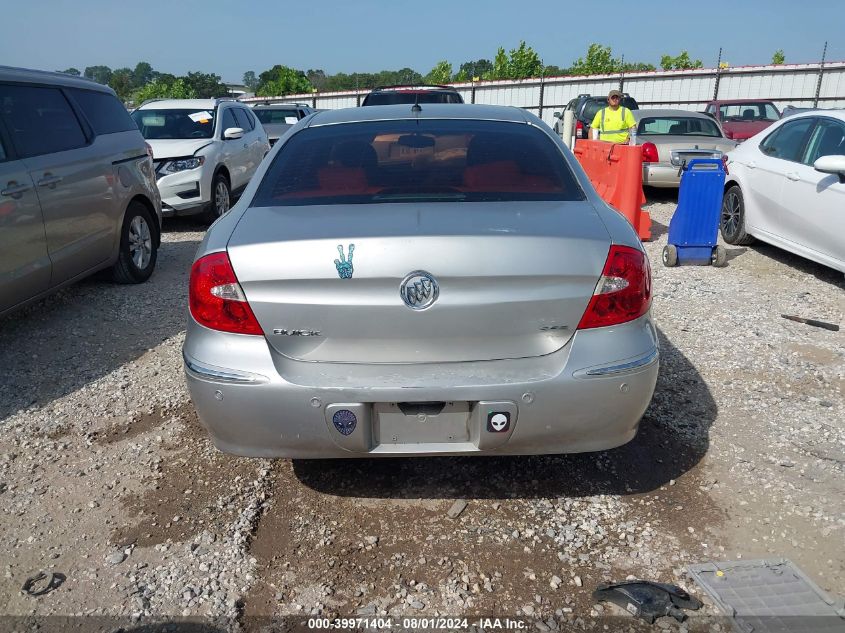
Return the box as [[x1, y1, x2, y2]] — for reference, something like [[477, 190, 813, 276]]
[[183, 104, 658, 458], [634, 109, 738, 188]]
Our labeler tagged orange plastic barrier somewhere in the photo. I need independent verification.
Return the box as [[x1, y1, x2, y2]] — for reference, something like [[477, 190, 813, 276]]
[[573, 140, 651, 241]]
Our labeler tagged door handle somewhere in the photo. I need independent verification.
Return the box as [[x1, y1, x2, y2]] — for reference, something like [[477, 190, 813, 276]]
[[786, 172, 800, 181], [1, 181, 31, 198], [37, 174, 63, 188]]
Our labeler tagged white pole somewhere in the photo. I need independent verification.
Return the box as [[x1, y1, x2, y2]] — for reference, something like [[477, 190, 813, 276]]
[[562, 110, 575, 149]]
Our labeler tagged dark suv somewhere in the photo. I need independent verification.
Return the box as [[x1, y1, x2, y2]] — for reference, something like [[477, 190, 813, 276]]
[[362, 85, 464, 106], [554, 93, 639, 140]]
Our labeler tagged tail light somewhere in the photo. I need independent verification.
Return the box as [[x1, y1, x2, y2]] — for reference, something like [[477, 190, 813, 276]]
[[641, 142, 659, 163], [189, 252, 264, 335], [577, 245, 652, 330], [575, 120, 585, 138]]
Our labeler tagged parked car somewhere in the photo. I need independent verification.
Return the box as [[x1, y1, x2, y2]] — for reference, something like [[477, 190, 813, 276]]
[[554, 93, 639, 140], [781, 105, 837, 118], [132, 98, 269, 220], [183, 103, 658, 458], [361, 85, 464, 106], [0, 66, 161, 317], [721, 110, 845, 273], [633, 109, 738, 188], [704, 99, 780, 141], [251, 103, 315, 146]]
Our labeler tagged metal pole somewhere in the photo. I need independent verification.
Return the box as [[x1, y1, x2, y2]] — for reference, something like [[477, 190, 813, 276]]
[[355, 75, 361, 107], [619, 54, 625, 92], [538, 61, 545, 119], [713, 47, 723, 100], [814, 41, 827, 108]]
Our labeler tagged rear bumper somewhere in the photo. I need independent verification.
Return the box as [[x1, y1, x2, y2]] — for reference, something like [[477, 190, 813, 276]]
[[643, 163, 680, 188], [183, 314, 659, 458]]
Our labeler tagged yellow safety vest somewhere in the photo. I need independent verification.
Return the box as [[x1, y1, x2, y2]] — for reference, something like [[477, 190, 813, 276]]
[[594, 107, 633, 143]]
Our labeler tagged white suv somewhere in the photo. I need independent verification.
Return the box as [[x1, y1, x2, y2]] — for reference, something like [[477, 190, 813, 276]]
[[132, 98, 269, 220]]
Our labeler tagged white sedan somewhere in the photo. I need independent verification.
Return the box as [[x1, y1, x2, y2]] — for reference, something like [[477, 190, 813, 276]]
[[720, 110, 845, 273]]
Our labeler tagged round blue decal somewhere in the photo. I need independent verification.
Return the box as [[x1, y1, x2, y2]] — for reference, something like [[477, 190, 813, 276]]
[[332, 409, 357, 436]]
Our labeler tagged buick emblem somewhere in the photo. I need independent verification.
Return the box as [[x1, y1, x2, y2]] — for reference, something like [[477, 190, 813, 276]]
[[400, 271, 439, 310]]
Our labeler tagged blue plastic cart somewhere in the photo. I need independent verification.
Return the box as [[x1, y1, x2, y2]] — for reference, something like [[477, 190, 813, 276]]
[[662, 158, 727, 267]]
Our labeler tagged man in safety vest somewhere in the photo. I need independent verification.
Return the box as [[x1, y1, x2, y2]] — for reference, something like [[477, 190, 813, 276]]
[[591, 89, 636, 143]]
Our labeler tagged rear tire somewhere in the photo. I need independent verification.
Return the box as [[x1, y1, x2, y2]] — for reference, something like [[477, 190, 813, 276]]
[[662, 244, 678, 267], [112, 201, 157, 284], [721, 185, 755, 245], [205, 171, 231, 223]]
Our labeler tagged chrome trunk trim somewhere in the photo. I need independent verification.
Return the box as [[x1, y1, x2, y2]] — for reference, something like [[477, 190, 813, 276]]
[[183, 353, 268, 384]]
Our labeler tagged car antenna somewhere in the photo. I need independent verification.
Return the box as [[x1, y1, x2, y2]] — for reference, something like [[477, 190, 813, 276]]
[[411, 93, 422, 113]]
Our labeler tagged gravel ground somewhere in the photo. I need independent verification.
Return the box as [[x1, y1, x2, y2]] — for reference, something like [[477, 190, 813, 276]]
[[0, 199, 842, 632]]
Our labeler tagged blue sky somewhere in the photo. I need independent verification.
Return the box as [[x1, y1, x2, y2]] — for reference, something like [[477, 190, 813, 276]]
[[2, 0, 841, 83]]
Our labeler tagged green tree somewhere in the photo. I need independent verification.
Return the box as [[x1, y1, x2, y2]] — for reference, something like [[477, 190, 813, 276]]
[[621, 61, 656, 72], [109, 68, 134, 101], [152, 72, 177, 85], [242, 70, 258, 91], [454, 59, 493, 81], [132, 62, 154, 89], [508, 41, 543, 79], [134, 78, 197, 103], [324, 72, 350, 91], [569, 43, 619, 75], [84, 65, 112, 85], [490, 47, 510, 79], [59, 67, 81, 76], [256, 65, 312, 96], [660, 50, 703, 70], [183, 71, 227, 98], [425, 60, 453, 85], [542, 64, 568, 76], [306, 69, 327, 91], [391, 68, 423, 85], [772, 49, 785, 65]]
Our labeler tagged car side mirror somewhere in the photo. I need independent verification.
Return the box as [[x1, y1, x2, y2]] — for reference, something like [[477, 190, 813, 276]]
[[553, 111, 562, 119], [224, 127, 244, 140], [814, 155, 845, 183]]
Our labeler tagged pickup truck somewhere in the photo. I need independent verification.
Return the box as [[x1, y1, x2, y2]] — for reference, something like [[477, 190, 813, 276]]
[[703, 99, 781, 141]]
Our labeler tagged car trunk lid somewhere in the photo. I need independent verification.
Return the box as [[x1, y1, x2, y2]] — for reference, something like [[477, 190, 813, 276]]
[[644, 136, 736, 164], [723, 120, 776, 141], [227, 201, 612, 364]]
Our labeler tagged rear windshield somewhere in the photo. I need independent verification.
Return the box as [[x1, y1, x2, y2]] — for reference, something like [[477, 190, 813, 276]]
[[254, 108, 300, 124], [582, 98, 638, 123], [131, 108, 215, 139], [719, 102, 780, 122], [362, 91, 464, 106], [637, 116, 723, 137], [251, 120, 582, 206]]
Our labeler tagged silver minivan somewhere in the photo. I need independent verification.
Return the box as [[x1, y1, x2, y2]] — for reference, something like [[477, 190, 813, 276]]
[[0, 66, 162, 316]]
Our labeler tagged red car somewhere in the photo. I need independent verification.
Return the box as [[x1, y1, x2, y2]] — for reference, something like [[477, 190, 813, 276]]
[[704, 99, 781, 141]]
